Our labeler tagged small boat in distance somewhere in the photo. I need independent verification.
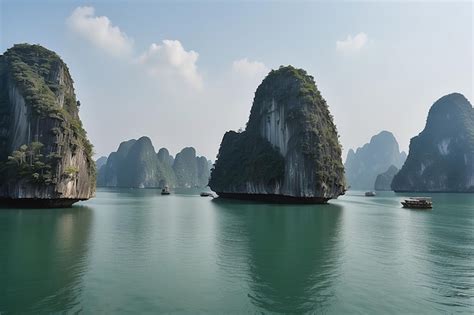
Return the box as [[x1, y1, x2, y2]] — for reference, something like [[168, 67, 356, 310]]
[[365, 191, 376, 197], [161, 186, 170, 195], [401, 197, 432, 209], [200, 192, 213, 197]]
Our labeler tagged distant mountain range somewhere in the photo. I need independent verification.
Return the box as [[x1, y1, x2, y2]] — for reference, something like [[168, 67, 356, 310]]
[[344, 131, 407, 190], [96, 136, 211, 189]]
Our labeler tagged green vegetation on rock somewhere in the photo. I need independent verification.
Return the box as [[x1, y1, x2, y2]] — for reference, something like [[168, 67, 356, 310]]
[[209, 130, 284, 189], [0, 141, 55, 184]]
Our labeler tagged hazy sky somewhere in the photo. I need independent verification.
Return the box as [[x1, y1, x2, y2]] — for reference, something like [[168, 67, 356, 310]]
[[1, 1, 472, 161]]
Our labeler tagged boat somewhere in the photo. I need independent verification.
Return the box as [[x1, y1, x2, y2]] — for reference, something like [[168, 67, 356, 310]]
[[365, 191, 376, 197], [200, 192, 213, 197], [161, 186, 170, 195], [401, 197, 432, 209]]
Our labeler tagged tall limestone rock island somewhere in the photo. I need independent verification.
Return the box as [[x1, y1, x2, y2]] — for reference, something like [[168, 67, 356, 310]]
[[344, 131, 406, 190], [157, 147, 177, 187], [119, 137, 169, 188], [392, 93, 474, 192], [0, 44, 95, 206], [209, 66, 346, 203], [173, 147, 210, 188]]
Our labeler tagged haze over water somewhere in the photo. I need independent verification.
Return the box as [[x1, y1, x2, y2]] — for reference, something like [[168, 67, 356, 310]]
[[1, 189, 472, 313]]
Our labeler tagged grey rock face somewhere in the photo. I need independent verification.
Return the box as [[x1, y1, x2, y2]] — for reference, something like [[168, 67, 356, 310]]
[[157, 148, 174, 167], [196, 156, 211, 188]]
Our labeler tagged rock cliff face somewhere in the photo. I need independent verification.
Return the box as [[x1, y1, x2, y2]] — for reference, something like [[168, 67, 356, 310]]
[[209, 66, 345, 203], [98, 139, 136, 187], [392, 93, 474, 192], [157, 148, 174, 167], [374, 165, 399, 191], [173, 147, 211, 188], [97, 139, 210, 188], [196, 156, 211, 188], [156, 148, 177, 187], [0, 44, 95, 207], [344, 131, 406, 190]]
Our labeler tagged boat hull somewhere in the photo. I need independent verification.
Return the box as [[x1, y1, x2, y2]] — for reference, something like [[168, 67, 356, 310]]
[[401, 202, 432, 209]]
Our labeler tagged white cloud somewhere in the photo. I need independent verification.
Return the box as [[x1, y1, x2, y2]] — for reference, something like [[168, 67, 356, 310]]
[[137, 40, 203, 90], [67, 6, 133, 58], [336, 32, 368, 54], [232, 58, 268, 78], [67, 7, 203, 90]]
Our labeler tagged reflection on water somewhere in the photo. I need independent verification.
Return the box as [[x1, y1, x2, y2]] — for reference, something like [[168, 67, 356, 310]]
[[0, 206, 93, 313], [0, 189, 473, 313], [412, 193, 474, 310], [334, 191, 474, 313], [212, 199, 343, 313]]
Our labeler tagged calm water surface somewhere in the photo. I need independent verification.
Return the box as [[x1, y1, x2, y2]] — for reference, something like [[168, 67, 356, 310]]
[[1, 189, 473, 313]]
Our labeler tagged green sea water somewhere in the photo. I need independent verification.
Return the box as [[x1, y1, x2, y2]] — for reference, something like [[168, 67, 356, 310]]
[[0, 189, 473, 314]]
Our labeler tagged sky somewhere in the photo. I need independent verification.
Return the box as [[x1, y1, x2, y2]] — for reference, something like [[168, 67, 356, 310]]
[[1, 0, 472, 162]]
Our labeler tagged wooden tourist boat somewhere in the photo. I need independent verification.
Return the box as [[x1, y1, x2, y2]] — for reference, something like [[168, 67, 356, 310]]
[[401, 197, 432, 209]]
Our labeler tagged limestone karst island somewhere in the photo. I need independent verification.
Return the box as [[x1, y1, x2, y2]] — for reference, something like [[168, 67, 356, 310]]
[[0, 44, 95, 207], [209, 66, 346, 203], [1, 2, 473, 314]]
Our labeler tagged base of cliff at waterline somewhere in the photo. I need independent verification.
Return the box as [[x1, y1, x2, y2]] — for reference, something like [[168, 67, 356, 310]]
[[0, 198, 86, 208], [215, 192, 331, 204]]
